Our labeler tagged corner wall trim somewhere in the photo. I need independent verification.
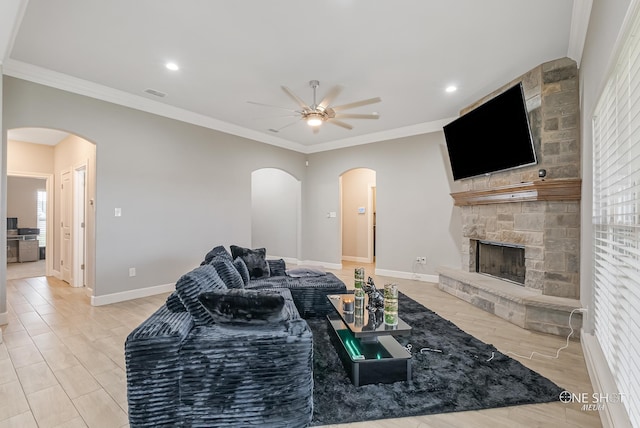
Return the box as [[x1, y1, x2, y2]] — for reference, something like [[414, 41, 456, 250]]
[[374, 268, 439, 284], [0, 311, 7, 326], [91, 283, 174, 306], [581, 331, 632, 428]]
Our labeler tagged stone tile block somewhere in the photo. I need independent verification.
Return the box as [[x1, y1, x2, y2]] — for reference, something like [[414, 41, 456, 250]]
[[542, 82, 561, 96], [514, 213, 545, 231], [544, 117, 559, 131], [543, 91, 578, 108], [544, 253, 566, 271], [544, 281, 579, 299], [543, 141, 560, 155], [546, 213, 579, 228], [525, 246, 544, 260], [561, 114, 578, 129], [567, 254, 580, 273], [470, 296, 495, 314], [545, 227, 567, 239]]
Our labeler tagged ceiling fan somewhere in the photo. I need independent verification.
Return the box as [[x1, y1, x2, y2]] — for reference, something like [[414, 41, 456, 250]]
[[249, 80, 381, 133]]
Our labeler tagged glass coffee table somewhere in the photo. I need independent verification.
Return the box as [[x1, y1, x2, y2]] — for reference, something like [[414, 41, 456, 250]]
[[326, 294, 412, 387]]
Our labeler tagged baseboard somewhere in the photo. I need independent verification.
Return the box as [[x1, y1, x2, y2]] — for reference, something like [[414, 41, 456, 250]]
[[299, 260, 343, 270], [375, 268, 439, 283], [0, 311, 7, 326], [91, 283, 174, 306], [342, 256, 371, 263], [268, 255, 300, 266], [581, 331, 632, 428], [52, 269, 62, 280]]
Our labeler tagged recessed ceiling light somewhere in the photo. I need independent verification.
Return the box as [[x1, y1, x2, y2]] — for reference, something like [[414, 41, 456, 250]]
[[445, 85, 458, 93], [165, 62, 179, 71]]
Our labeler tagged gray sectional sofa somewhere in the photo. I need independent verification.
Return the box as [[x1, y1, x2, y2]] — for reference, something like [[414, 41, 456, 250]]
[[125, 245, 347, 427]]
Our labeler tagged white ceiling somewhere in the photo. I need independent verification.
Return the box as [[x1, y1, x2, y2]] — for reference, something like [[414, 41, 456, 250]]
[[1, 0, 589, 153]]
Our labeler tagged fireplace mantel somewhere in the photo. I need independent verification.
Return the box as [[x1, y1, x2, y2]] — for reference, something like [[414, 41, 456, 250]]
[[450, 178, 581, 206]]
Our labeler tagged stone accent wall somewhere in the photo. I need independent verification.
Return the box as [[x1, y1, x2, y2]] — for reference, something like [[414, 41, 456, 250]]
[[459, 57, 581, 299]]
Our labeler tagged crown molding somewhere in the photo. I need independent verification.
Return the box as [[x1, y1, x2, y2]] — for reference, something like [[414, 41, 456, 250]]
[[2, 59, 450, 154], [2, 59, 308, 153], [567, 0, 593, 67], [304, 117, 454, 154]]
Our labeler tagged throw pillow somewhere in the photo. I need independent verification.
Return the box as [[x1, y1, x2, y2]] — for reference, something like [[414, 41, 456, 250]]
[[198, 289, 287, 325], [267, 259, 286, 277], [210, 256, 244, 289], [200, 245, 232, 266], [175, 264, 227, 325], [233, 257, 250, 286], [165, 291, 186, 312], [230, 245, 270, 280]]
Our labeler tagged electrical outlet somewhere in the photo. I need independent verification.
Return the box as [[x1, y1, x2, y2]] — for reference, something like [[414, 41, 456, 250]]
[[129, 267, 136, 277], [418, 257, 427, 265]]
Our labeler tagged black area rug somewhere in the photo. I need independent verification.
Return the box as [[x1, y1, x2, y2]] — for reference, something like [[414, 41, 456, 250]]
[[309, 292, 562, 426]]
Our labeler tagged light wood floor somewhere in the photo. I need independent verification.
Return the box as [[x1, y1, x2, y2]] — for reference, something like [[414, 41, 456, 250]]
[[0, 263, 601, 428]]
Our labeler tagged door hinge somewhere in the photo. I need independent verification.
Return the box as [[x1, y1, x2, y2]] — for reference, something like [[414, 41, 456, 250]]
[[81, 222, 85, 228], [60, 260, 64, 266], [81, 264, 85, 270]]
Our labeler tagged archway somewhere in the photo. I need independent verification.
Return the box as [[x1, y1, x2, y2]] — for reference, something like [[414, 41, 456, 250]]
[[251, 168, 301, 261], [340, 168, 377, 264], [6, 128, 96, 290]]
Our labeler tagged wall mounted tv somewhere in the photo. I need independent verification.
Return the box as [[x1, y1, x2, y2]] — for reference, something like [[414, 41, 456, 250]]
[[443, 82, 537, 181]]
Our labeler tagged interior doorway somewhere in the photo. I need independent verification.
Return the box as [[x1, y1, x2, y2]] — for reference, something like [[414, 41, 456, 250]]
[[6, 173, 53, 280], [6, 128, 96, 291], [340, 168, 377, 264]]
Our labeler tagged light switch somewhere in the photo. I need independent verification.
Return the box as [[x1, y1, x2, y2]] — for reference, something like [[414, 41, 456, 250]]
[[115, 208, 122, 217], [329, 211, 337, 218]]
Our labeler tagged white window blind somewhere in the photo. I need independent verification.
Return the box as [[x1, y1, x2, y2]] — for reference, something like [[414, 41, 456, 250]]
[[592, 9, 640, 425], [37, 190, 46, 248]]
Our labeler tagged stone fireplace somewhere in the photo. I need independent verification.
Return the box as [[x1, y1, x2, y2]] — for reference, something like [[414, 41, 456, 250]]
[[438, 58, 583, 337]]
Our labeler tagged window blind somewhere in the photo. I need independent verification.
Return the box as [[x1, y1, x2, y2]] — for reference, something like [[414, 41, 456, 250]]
[[37, 190, 46, 248], [592, 9, 640, 425]]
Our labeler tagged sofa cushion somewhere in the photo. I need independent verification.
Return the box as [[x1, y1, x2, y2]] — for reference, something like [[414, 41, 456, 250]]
[[287, 266, 327, 277], [200, 245, 232, 266], [198, 289, 287, 325], [166, 291, 187, 312], [210, 256, 244, 289], [175, 264, 227, 325], [267, 259, 286, 277], [233, 257, 250, 286], [230, 245, 270, 280]]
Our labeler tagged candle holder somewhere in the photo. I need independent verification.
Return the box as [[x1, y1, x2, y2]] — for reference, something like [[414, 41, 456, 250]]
[[342, 296, 354, 314]]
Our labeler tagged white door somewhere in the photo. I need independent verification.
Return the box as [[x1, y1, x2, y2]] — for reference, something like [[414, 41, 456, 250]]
[[73, 167, 86, 287], [61, 169, 72, 283]]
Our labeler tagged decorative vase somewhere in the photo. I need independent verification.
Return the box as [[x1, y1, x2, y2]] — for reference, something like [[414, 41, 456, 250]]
[[354, 267, 365, 289], [383, 283, 399, 326]]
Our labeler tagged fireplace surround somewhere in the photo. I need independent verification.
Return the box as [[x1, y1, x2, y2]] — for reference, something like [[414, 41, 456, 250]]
[[437, 57, 583, 337]]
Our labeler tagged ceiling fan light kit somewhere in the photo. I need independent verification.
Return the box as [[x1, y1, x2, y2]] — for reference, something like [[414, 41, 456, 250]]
[[251, 80, 381, 133]]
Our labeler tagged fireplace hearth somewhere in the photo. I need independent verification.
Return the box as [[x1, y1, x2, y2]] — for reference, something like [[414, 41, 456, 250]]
[[476, 241, 525, 285]]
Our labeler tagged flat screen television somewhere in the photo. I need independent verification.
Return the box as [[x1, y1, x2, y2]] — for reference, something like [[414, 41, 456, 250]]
[[443, 82, 537, 181]]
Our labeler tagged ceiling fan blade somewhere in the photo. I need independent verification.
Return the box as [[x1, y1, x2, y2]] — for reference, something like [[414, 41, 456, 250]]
[[327, 119, 353, 130], [268, 119, 301, 133], [317, 85, 343, 111], [333, 113, 380, 120], [331, 97, 382, 112], [281, 86, 311, 111], [247, 101, 299, 113]]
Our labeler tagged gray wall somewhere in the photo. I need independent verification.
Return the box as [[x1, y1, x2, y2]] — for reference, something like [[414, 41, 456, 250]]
[[579, 0, 632, 331], [2, 76, 306, 297], [2, 75, 463, 306], [304, 132, 462, 276]]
